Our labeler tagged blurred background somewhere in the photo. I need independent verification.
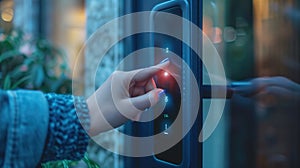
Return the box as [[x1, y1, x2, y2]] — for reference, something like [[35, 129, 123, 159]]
[[203, 0, 300, 168], [0, 0, 299, 167]]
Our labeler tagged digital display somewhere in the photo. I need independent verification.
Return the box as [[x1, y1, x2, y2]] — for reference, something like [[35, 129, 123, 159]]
[[154, 70, 182, 165], [153, 6, 183, 165]]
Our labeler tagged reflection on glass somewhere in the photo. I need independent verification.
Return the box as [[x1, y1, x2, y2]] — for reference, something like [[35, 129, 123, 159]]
[[203, 0, 300, 168]]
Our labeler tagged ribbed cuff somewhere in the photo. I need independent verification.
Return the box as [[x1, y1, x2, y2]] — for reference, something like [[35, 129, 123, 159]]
[[41, 93, 90, 162]]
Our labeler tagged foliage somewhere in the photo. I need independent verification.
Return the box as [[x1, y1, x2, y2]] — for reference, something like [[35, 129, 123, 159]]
[[0, 30, 101, 167], [0, 30, 71, 93], [41, 154, 101, 168]]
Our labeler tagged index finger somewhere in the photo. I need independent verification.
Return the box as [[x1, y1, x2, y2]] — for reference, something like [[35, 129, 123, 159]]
[[131, 59, 170, 82]]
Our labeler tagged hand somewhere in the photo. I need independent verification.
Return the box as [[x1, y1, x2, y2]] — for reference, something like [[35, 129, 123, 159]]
[[87, 60, 170, 136], [233, 76, 300, 109]]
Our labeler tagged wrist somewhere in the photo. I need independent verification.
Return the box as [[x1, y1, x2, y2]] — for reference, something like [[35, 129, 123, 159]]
[[42, 93, 90, 162]]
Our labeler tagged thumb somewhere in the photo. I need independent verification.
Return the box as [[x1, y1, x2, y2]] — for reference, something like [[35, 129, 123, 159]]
[[129, 89, 165, 111]]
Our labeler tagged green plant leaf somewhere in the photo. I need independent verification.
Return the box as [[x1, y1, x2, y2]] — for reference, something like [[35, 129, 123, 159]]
[[83, 154, 101, 168], [3, 74, 11, 90], [41, 160, 80, 168], [62, 160, 69, 168], [0, 39, 14, 53], [0, 50, 23, 63], [31, 64, 45, 88], [11, 75, 31, 89]]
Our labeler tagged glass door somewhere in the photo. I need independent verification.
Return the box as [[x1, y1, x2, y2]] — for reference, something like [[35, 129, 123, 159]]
[[203, 0, 300, 168]]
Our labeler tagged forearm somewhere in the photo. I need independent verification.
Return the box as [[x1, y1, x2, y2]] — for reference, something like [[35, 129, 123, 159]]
[[0, 90, 49, 167]]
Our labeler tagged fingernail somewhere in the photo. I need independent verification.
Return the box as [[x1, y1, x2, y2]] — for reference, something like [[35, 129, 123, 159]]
[[160, 58, 169, 64], [158, 90, 165, 98]]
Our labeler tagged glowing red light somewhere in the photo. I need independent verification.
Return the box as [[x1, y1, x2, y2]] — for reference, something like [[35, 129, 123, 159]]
[[164, 72, 169, 77]]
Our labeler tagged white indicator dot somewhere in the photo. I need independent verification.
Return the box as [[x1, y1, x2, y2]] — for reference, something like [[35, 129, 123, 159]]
[[165, 47, 169, 53]]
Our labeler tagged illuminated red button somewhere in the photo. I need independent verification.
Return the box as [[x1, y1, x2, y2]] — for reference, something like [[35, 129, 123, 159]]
[[164, 72, 169, 77]]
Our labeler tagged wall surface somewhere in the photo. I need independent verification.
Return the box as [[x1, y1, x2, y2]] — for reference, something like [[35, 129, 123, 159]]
[[85, 0, 123, 168]]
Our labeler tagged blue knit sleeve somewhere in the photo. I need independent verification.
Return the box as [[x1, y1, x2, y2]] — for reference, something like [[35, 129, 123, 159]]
[[41, 93, 90, 162]]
